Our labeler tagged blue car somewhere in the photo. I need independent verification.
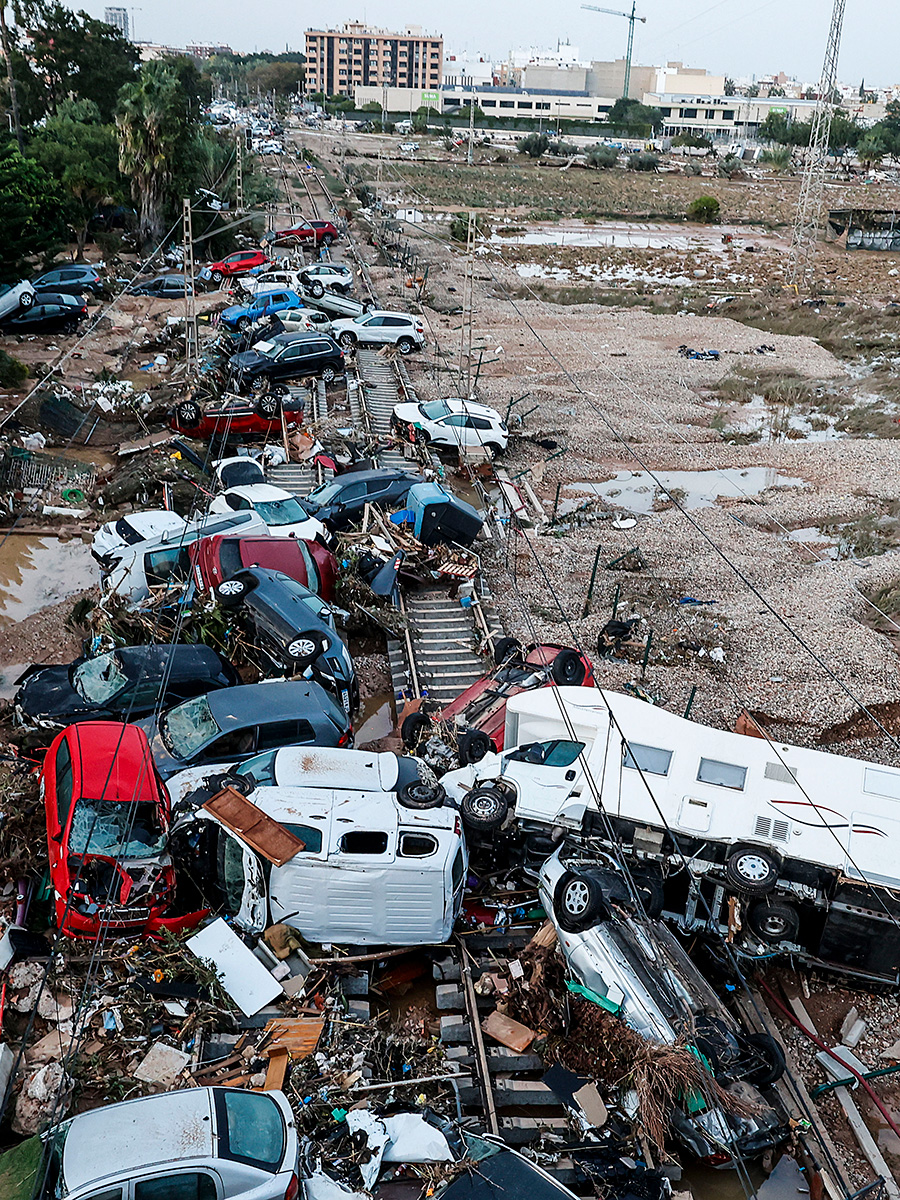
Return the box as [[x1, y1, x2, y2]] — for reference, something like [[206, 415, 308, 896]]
[[219, 288, 304, 331]]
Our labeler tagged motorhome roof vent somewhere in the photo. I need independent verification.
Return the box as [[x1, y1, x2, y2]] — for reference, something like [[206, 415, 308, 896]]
[[764, 761, 797, 784]]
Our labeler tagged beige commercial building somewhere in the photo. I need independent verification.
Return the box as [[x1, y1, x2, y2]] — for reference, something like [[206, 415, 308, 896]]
[[305, 23, 442, 97]]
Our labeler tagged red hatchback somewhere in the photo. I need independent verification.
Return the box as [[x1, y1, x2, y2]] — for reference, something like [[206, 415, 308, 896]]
[[204, 250, 270, 285], [268, 220, 339, 248], [190, 534, 338, 602], [401, 642, 596, 765], [42, 723, 205, 939], [169, 393, 304, 439]]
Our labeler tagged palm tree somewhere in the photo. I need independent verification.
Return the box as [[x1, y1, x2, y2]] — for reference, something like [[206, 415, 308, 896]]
[[117, 62, 185, 249]]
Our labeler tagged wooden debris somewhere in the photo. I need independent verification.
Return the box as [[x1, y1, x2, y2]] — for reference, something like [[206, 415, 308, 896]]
[[481, 1011, 536, 1053]]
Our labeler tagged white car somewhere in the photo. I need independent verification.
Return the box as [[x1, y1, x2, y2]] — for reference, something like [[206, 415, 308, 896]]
[[0, 279, 36, 321], [42, 1087, 299, 1200], [331, 310, 424, 355], [399, 141, 420, 153], [209, 483, 327, 540], [239, 269, 306, 297], [279, 307, 333, 335], [92, 510, 185, 571], [299, 263, 354, 297], [391, 397, 508, 453]]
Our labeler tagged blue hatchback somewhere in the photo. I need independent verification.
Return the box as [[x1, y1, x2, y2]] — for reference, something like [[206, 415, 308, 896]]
[[219, 288, 304, 331]]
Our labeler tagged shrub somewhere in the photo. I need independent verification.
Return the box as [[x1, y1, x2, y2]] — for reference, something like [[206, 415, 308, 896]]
[[687, 195, 720, 223], [585, 144, 619, 169], [671, 132, 712, 149], [627, 152, 659, 172], [683, 162, 703, 176], [518, 133, 549, 159], [759, 147, 792, 171], [717, 153, 744, 179], [548, 140, 577, 156], [0, 349, 27, 388]]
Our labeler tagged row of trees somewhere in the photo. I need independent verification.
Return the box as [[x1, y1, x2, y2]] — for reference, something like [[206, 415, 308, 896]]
[[759, 100, 900, 166]]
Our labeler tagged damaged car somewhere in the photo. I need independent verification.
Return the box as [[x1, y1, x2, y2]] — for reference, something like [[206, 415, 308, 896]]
[[190, 532, 338, 602], [42, 722, 204, 938], [539, 845, 789, 1168], [209, 484, 327, 542], [15, 643, 239, 730], [169, 391, 306, 439], [299, 467, 420, 532]]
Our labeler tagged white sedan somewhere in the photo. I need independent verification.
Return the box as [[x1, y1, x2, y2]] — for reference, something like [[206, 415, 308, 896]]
[[209, 483, 327, 540], [391, 398, 508, 454], [331, 310, 424, 355]]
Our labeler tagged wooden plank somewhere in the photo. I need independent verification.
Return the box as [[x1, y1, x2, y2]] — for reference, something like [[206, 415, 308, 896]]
[[203, 787, 304, 866], [264, 1047, 289, 1091], [263, 1017, 325, 1060], [481, 1011, 535, 1053]]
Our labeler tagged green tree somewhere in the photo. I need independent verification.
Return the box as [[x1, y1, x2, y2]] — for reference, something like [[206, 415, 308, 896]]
[[360, 101, 382, 113], [0, 145, 64, 279], [687, 195, 720, 223], [627, 151, 659, 171], [245, 60, 304, 95], [518, 132, 549, 158], [717, 153, 744, 178], [724, 77, 736, 96], [26, 98, 123, 254], [607, 98, 663, 132], [117, 61, 195, 250], [759, 146, 792, 171], [857, 132, 889, 168], [671, 132, 712, 149], [585, 143, 619, 168]]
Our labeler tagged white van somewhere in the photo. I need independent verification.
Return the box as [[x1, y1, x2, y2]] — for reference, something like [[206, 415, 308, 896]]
[[441, 686, 900, 986]]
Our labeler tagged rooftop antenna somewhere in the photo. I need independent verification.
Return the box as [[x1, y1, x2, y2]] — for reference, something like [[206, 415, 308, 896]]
[[581, 2, 646, 99]]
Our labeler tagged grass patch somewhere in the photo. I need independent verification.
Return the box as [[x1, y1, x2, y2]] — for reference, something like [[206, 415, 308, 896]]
[[715, 365, 817, 407]]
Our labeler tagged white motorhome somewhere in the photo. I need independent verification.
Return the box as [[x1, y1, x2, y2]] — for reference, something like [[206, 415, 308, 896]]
[[440, 687, 900, 985]]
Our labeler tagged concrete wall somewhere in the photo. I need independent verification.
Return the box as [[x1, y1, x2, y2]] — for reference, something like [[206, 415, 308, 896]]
[[521, 64, 588, 92]]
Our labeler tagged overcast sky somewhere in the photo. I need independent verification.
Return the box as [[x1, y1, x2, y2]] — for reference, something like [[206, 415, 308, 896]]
[[68, 1, 899, 89]]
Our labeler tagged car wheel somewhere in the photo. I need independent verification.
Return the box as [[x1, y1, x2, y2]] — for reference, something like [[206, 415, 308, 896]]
[[286, 632, 327, 665], [493, 636, 523, 666], [457, 727, 492, 765], [18, 292, 35, 310], [460, 786, 509, 832], [237, 317, 252, 332], [486, 442, 504, 458], [321, 365, 337, 384], [256, 392, 282, 420], [629, 867, 665, 919], [216, 576, 251, 607], [400, 711, 432, 749], [553, 870, 609, 934], [322, 234, 334, 246], [309, 281, 325, 298], [550, 648, 587, 687], [211, 270, 224, 285], [742, 1033, 786, 1086], [724, 845, 780, 896], [747, 899, 800, 944], [397, 779, 445, 809], [397, 337, 414, 355], [339, 332, 357, 351], [61, 321, 78, 336], [208, 771, 253, 796], [175, 399, 202, 428]]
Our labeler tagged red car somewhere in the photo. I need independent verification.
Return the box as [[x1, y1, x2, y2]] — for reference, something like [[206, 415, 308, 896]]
[[190, 534, 338, 603], [401, 641, 596, 764], [204, 250, 270, 285], [42, 722, 205, 939], [169, 393, 305, 439], [267, 220, 339, 248]]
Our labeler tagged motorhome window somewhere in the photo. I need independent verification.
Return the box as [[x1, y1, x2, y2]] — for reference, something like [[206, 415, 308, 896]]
[[623, 743, 672, 776], [506, 740, 584, 767], [399, 833, 438, 858], [863, 767, 900, 800], [282, 824, 323, 853], [339, 831, 388, 854], [697, 758, 747, 789]]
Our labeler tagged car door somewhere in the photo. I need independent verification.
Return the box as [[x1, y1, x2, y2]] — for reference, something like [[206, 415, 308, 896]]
[[131, 1168, 222, 1200], [501, 739, 588, 822], [273, 343, 305, 379], [434, 413, 469, 448], [358, 315, 385, 344]]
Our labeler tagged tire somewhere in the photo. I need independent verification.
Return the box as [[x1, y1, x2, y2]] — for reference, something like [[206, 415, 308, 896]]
[[208, 771, 253, 796], [322, 234, 334, 246], [211, 270, 224, 285], [724, 845, 780, 896], [397, 337, 414, 355], [553, 870, 609, 934], [747, 899, 800, 945], [486, 442, 504, 458], [457, 728, 492, 765], [19, 292, 34, 309], [61, 321, 78, 336], [286, 632, 327, 666], [256, 392, 281, 421], [237, 317, 251, 332], [493, 636, 523, 666], [216, 576, 251, 607], [629, 867, 665, 919], [321, 365, 337, 384], [309, 281, 325, 298], [743, 1033, 786, 1087], [550, 649, 587, 687], [175, 399, 202, 428], [460, 786, 509, 832], [400, 711, 432, 749], [397, 779, 445, 809], [339, 332, 357, 351]]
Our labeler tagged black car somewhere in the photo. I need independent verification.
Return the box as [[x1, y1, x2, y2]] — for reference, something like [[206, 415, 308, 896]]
[[133, 680, 352, 778], [229, 332, 344, 390], [301, 468, 420, 532], [127, 274, 193, 298], [31, 264, 103, 296], [216, 567, 357, 715], [14, 644, 240, 729], [1, 294, 87, 335]]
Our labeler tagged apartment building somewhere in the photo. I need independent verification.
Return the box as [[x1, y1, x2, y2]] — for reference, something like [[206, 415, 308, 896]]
[[305, 23, 442, 97]]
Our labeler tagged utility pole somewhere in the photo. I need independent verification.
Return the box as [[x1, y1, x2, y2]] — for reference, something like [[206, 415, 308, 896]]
[[581, 3, 646, 100], [235, 129, 244, 213], [467, 92, 475, 166], [787, 0, 847, 291], [182, 199, 198, 370], [0, 2, 22, 153], [459, 212, 476, 396]]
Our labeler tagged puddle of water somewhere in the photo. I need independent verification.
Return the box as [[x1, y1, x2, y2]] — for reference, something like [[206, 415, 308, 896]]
[[563, 468, 807, 515], [734, 396, 842, 444], [355, 692, 396, 745], [0, 535, 96, 626], [492, 219, 784, 252], [786, 527, 840, 559]]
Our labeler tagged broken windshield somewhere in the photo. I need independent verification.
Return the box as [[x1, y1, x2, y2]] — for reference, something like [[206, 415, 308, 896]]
[[72, 653, 127, 704], [69, 797, 165, 859], [160, 695, 221, 759]]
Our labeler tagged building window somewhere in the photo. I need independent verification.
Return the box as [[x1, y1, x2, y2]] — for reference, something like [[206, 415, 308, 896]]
[[723, 110, 735, 120], [481, 99, 496, 107], [499, 100, 515, 108], [536, 102, 550, 110], [682, 107, 697, 118], [659, 107, 672, 117], [445, 98, 460, 106], [706, 109, 716, 119], [518, 101, 532, 109]]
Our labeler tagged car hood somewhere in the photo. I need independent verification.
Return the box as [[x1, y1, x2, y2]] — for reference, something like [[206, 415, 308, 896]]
[[220, 305, 248, 322], [229, 350, 267, 369], [16, 666, 90, 725], [392, 402, 421, 423]]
